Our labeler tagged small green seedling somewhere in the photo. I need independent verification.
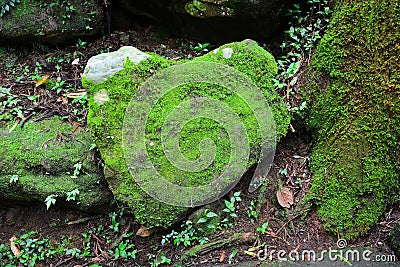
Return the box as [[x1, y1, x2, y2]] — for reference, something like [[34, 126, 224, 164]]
[[190, 42, 210, 52], [45, 194, 57, 210], [66, 189, 80, 201], [256, 222, 269, 234], [9, 175, 18, 184], [71, 162, 82, 178]]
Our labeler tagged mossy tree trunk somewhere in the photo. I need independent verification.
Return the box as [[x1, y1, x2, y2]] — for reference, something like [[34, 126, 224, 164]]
[[304, 0, 400, 240]]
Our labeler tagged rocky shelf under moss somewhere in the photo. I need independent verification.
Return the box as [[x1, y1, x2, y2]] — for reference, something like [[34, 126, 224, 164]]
[[0, 117, 112, 212]]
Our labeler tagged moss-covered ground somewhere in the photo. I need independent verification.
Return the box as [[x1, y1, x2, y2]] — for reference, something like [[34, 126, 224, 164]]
[[303, 0, 400, 240]]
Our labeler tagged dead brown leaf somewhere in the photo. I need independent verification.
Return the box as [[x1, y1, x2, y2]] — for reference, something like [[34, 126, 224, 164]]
[[243, 232, 252, 241], [136, 225, 154, 237], [10, 236, 20, 258], [57, 96, 69, 104], [276, 187, 294, 208], [266, 231, 276, 237], [72, 122, 81, 133], [219, 251, 226, 262]]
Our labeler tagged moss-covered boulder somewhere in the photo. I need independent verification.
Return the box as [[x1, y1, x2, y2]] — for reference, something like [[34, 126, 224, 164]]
[[83, 40, 290, 228], [0, 0, 104, 45], [0, 118, 112, 211], [303, 0, 400, 240]]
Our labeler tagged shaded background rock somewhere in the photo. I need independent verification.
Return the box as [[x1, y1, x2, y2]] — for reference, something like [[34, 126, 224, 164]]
[[113, 0, 303, 42], [0, 0, 104, 45], [0, 0, 303, 45], [0, 118, 112, 212]]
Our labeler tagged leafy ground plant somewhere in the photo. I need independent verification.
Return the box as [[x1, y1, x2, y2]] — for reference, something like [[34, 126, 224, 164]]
[[161, 192, 243, 248], [66, 189, 80, 201], [0, 87, 22, 121], [221, 191, 241, 227], [0, 0, 20, 17], [270, 0, 333, 115], [0, 232, 56, 266], [110, 238, 137, 261], [45, 194, 57, 210], [247, 200, 258, 223]]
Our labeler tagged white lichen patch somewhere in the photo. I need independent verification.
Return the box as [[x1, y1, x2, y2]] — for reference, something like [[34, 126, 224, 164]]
[[94, 89, 110, 105], [222, 48, 233, 59]]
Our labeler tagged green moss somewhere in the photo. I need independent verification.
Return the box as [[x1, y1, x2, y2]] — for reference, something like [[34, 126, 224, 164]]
[[0, 0, 101, 43], [185, 0, 206, 17], [0, 118, 110, 210], [86, 41, 289, 228], [303, 0, 400, 240], [175, 0, 234, 17], [195, 41, 289, 138], [87, 55, 185, 227]]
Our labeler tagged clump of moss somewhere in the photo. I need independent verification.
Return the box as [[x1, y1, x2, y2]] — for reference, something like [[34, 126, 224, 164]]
[[196, 41, 290, 138], [86, 40, 290, 228], [0, 118, 111, 211], [303, 0, 400, 240], [87, 55, 188, 227]]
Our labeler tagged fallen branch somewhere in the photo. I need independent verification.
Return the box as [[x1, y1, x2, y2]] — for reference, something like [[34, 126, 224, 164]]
[[180, 232, 256, 263], [66, 215, 100, 226]]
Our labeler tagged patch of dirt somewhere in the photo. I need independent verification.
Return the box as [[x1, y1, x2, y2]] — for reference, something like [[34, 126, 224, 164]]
[[0, 17, 399, 267], [0, 133, 398, 266]]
